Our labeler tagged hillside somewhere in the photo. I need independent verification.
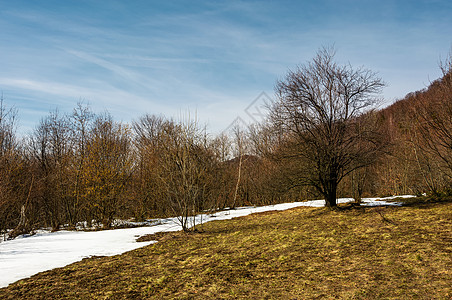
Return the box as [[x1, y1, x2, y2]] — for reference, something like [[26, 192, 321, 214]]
[[1, 200, 451, 299], [359, 68, 452, 198]]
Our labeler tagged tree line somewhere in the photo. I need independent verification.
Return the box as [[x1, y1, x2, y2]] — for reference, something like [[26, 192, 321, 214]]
[[0, 101, 281, 237], [1, 47, 451, 237]]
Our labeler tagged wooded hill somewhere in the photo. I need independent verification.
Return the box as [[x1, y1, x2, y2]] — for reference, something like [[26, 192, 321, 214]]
[[373, 65, 452, 197]]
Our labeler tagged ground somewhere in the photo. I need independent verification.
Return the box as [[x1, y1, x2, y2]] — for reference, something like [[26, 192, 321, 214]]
[[0, 200, 451, 299]]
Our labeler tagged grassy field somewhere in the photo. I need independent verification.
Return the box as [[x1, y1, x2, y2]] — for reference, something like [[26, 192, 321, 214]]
[[1, 200, 451, 299]]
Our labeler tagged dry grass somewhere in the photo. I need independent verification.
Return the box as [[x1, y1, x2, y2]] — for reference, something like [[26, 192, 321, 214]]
[[1, 201, 451, 299]]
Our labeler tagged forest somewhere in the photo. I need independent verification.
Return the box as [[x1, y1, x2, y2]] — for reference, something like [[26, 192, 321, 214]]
[[1, 48, 451, 238]]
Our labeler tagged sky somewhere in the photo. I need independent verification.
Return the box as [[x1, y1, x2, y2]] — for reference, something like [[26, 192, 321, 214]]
[[0, 0, 451, 135]]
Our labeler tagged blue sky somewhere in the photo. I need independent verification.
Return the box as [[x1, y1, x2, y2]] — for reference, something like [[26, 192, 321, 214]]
[[1, 0, 451, 135]]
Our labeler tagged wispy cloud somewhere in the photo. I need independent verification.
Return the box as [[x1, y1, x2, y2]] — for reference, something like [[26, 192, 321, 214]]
[[64, 50, 160, 89], [1, 0, 451, 135]]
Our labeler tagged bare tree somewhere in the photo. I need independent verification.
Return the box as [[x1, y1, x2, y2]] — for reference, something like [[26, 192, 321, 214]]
[[210, 133, 232, 162], [0, 97, 22, 238], [28, 109, 73, 230], [231, 125, 247, 209], [208, 133, 234, 210], [0, 95, 17, 157], [270, 46, 386, 207], [70, 102, 94, 225], [157, 119, 214, 231], [82, 114, 132, 228], [132, 114, 168, 219]]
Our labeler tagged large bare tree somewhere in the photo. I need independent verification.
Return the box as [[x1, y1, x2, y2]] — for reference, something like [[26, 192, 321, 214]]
[[271, 47, 386, 207]]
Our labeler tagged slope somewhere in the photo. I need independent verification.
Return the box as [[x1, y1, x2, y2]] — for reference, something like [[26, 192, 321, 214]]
[[0, 201, 451, 299]]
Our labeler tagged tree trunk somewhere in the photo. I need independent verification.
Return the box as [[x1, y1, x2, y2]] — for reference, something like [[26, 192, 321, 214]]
[[9, 205, 29, 239], [9, 177, 34, 239], [325, 181, 338, 208], [232, 154, 242, 209]]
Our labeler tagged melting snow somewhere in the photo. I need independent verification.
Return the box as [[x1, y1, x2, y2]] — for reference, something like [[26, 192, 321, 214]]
[[0, 196, 411, 288]]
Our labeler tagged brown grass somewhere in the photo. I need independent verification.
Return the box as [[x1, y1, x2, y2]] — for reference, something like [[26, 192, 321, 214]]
[[1, 201, 451, 299]]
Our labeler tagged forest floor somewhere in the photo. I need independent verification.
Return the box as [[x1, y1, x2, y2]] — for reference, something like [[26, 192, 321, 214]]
[[0, 198, 451, 299]]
